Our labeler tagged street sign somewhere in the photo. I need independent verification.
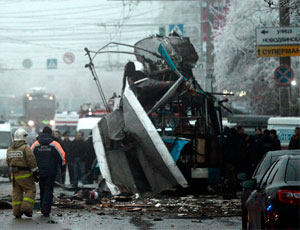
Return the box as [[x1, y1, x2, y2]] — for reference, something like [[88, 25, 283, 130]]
[[257, 45, 300, 57], [47, 59, 57, 69], [256, 26, 300, 46], [63, 52, 75, 64], [274, 65, 294, 86], [169, 24, 184, 37], [22, 59, 32, 69]]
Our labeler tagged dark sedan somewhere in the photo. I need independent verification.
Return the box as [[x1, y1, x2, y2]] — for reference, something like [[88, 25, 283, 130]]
[[243, 155, 300, 229], [240, 149, 300, 229]]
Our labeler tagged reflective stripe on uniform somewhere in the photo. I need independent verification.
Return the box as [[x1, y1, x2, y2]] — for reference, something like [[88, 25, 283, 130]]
[[30, 141, 40, 151], [12, 201, 22, 205], [11, 172, 33, 180], [50, 141, 66, 165], [23, 197, 35, 204], [31, 167, 39, 172]]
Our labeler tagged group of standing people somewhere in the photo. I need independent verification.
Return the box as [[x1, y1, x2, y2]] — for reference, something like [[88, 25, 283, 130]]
[[53, 130, 97, 188], [223, 126, 300, 192], [6, 126, 97, 219]]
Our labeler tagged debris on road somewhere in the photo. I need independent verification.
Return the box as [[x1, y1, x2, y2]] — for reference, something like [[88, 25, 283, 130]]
[[0, 200, 12, 209], [47, 220, 57, 224], [52, 190, 241, 219]]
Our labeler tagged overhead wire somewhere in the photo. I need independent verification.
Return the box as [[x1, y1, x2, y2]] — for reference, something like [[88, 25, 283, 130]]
[[0, 1, 162, 64], [0, 28, 156, 40], [0, 6, 163, 24], [0, 34, 82, 51], [0, 7, 123, 21], [2, 11, 162, 48], [0, 3, 121, 15], [83, 1, 141, 107]]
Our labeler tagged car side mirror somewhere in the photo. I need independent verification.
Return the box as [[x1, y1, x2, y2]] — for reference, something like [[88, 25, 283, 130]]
[[241, 179, 256, 190], [237, 172, 247, 181]]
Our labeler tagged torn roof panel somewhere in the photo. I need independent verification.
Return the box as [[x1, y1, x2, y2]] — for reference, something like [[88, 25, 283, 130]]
[[123, 81, 188, 190], [93, 80, 188, 195], [134, 36, 198, 70]]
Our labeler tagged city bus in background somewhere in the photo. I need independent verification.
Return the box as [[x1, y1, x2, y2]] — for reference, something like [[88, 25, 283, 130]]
[[23, 87, 56, 132], [53, 111, 79, 140], [267, 117, 300, 149]]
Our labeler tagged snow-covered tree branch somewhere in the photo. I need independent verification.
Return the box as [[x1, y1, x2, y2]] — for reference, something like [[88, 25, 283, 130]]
[[264, 0, 300, 20], [213, 0, 299, 115]]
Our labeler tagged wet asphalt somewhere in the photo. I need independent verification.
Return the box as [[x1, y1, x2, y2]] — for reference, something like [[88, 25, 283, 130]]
[[0, 209, 241, 230], [0, 177, 241, 230]]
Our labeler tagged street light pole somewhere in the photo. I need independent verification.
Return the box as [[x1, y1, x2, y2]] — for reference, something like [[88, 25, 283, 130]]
[[206, 0, 214, 92], [279, 0, 291, 116]]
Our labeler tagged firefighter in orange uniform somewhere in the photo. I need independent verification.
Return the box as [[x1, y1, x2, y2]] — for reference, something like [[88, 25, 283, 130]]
[[6, 128, 39, 218]]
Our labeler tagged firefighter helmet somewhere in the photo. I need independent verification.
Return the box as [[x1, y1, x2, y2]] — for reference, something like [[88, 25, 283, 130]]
[[14, 128, 28, 141]]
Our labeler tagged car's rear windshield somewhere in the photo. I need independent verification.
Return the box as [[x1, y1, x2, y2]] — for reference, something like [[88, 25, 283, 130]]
[[254, 152, 300, 178], [285, 159, 300, 182]]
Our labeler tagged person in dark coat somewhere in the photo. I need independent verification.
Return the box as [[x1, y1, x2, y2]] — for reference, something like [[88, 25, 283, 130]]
[[53, 130, 64, 184], [236, 126, 248, 176], [31, 126, 65, 217], [289, 127, 300, 150], [261, 129, 277, 153], [62, 131, 73, 185], [223, 127, 238, 192], [270, 129, 281, 150], [71, 132, 87, 188], [85, 132, 97, 184], [252, 127, 264, 166]]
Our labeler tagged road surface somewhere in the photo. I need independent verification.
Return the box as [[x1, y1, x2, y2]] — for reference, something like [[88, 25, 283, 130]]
[[0, 178, 241, 230]]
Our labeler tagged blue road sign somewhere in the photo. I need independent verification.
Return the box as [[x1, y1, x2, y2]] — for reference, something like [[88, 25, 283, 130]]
[[274, 65, 294, 86], [169, 24, 184, 36], [47, 59, 57, 69]]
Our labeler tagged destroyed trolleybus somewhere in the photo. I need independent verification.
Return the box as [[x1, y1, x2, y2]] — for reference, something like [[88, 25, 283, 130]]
[[88, 34, 223, 195], [133, 35, 223, 187]]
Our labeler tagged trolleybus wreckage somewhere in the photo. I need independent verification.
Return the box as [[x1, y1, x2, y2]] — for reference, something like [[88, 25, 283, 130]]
[[84, 33, 231, 195]]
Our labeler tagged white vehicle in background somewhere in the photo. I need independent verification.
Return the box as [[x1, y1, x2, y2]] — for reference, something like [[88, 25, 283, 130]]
[[222, 119, 237, 129], [0, 121, 12, 177], [267, 117, 300, 149], [76, 117, 101, 139], [53, 111, 79, 140]]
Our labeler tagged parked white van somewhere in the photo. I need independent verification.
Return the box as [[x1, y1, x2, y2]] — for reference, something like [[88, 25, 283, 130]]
[[76, 117, 101, 139], [267, 117, 300, 149], [53, 111, 79, 140], [0, 121, 12, 176]]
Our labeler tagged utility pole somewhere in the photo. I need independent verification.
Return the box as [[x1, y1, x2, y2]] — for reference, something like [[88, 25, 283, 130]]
[[279, 0, 291, 116], [206, 0, 214, 92]]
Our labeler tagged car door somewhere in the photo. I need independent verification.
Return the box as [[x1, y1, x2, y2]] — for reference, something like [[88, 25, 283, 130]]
[[247, 160, 281, 229]]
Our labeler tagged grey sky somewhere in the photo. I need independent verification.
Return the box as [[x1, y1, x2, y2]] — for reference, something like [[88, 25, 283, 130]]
[[0, 0, 162, 110]]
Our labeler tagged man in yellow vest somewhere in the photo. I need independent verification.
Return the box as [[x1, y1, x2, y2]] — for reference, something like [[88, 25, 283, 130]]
[[6, 128, 39, 218]]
